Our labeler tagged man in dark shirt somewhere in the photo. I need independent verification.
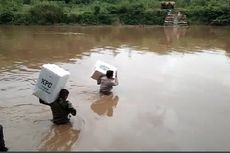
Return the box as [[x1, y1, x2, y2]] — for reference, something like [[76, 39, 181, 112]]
[[0, 124, 8, 152], [39, 89, 77, 125]]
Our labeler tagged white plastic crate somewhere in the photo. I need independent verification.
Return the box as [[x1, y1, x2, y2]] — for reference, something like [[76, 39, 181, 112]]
[[33, 64, 70, 103], [91, 60, 117, 80]]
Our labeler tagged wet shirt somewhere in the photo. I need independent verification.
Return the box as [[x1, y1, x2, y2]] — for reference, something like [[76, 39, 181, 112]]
[[99, 76, 118, 94], [39, 98, 74, 124]]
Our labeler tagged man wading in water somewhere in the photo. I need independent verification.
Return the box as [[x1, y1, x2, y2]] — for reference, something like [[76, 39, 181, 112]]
[[97, 70, 119, 95], [39, 89, 77, 125]]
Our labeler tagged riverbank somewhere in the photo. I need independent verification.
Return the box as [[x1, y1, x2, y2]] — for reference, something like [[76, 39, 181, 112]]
[[0, 0, 229, 26]]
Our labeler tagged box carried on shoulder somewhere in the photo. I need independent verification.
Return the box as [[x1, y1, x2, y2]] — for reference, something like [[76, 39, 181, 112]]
[[33, 64, 70, 103], [91, 60, 117, 81]]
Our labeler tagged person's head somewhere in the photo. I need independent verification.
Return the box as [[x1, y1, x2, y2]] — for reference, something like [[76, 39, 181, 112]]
[[106, 70, 114, 79], [59, 89, 69, 100]]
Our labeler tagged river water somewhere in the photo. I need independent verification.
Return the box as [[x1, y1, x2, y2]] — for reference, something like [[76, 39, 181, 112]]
[[0, 25, 230, 151]]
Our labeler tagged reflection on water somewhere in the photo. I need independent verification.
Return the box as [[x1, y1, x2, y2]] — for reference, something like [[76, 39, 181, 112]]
[[38, 123, 80, 151], [1, 26, 230, 151], [0, 26, 230, 71], [91, 95, 119, 117], [164, 26, 188, 45]]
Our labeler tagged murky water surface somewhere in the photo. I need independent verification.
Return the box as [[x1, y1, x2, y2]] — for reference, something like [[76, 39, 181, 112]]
[[0, 25, 230, 151]]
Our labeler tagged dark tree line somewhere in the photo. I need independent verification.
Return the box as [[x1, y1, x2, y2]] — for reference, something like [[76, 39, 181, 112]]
[[0, 0, 229, 25]]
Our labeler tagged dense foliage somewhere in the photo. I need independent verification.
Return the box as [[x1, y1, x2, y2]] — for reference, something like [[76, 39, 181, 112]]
[[0, 0, 229, 25]]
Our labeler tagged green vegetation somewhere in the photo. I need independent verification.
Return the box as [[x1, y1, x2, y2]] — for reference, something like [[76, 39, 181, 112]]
[[0, 0, 229, 25]]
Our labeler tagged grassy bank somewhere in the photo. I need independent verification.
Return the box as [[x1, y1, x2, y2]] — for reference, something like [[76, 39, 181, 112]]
[[0, 0, 229, 25]]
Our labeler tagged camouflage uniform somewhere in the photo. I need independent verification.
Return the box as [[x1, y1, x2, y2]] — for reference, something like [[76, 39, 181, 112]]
[[39, 98, 76, 125]]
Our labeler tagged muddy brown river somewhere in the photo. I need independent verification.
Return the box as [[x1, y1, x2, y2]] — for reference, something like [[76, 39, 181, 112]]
[[0, 25, 230, 151]]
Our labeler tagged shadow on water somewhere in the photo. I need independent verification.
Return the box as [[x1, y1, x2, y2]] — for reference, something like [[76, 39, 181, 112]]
[[91, 94, 119, 117], [38, 123, 80, 151]]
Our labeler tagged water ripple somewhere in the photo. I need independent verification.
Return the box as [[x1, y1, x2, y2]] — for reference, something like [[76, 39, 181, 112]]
[[0, 64, 39, 93]]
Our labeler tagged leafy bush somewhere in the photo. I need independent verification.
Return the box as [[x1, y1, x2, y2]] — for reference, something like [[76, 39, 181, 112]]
[[97, 13, 115, 24], [94, 6, 100, 15], [185, 6, 230, 25], [29, 3, 64, 24], [73, 0, 92, 5], [142, 10, 167, 25], [14, 13, 31, 25], [23, 0, 31, 4], [64, 13, 80, 24], [0, 11, 14, 24], [78, 12, 98, 24]]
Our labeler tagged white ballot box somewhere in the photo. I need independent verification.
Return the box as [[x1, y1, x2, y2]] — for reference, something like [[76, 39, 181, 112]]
[[33, 64, 70, 103], [91, 60, 117, 80]]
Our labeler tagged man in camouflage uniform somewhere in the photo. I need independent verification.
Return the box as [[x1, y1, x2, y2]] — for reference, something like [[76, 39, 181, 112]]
[[39, 89, 77, 125]]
